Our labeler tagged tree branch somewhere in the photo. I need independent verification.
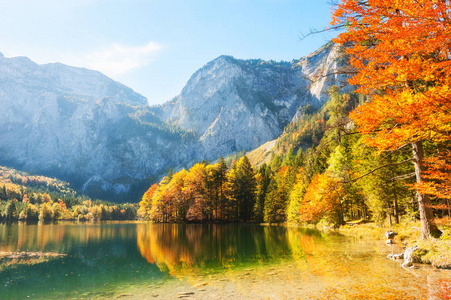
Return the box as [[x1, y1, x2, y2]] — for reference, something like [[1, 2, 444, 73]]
[[391, 172, 416, 181], [341, 158, 414, 183], [299, 24, 347, 41]]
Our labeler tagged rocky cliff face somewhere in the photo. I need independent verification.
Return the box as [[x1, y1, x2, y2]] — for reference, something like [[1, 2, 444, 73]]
[[0, 42, 348, 200], [0, 53, 197, 198], [158, 42, 348, 160]]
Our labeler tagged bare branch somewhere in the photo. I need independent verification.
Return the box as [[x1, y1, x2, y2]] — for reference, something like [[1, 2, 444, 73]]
[[300, 24, 347, 41], [391, 172, 416, 181], [341, 158, 414, 184]]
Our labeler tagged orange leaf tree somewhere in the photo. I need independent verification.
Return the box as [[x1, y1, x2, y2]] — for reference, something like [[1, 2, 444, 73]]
[[417, 151, 451, 201], [299, 172, 344, 226], [138, 183, 159, 219], [416, 150, 451, 218], [332, 0, 451, 238]]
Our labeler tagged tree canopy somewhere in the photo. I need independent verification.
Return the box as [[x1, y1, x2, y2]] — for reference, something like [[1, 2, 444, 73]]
[[332, 0, 451, 238]]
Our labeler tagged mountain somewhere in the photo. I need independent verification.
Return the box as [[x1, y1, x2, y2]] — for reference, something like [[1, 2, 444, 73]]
[[0, 42, 348, 201], [157, 42, 348, 160], [0, 53, 198, 199]]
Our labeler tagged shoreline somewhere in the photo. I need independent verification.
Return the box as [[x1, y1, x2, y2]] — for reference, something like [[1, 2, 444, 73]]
[[335, 221, 451, 269]]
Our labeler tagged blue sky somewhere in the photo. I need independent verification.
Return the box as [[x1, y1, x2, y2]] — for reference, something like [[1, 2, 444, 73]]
[[0, 0, 337, 105]]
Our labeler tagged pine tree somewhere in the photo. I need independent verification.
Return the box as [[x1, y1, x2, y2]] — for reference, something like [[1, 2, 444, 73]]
[[254, 163, 271, 222], [4, 199, 17, 220], [235, 156, 257, 221], [1, 185, 7, 201]]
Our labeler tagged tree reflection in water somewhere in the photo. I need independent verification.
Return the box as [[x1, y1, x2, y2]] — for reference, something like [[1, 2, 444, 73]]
[[136, 223, 324, 277], [136, 224, 451, 299], [0, 222, 449, 299]]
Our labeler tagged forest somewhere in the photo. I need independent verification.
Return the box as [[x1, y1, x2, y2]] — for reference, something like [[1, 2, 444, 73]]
[[138, 89, 440, 227], [0, 166, 138, 221], [140, 0, 451, 241]]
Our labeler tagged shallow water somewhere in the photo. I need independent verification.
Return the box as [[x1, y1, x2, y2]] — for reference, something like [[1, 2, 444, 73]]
[[0, 222, 450, 299]]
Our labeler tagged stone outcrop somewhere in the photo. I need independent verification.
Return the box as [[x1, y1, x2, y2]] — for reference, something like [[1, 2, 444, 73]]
[[402, 245, 420, 268]]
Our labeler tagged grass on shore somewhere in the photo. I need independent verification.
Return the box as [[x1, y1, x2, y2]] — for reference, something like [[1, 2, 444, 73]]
[[338, 217, 451, 269]]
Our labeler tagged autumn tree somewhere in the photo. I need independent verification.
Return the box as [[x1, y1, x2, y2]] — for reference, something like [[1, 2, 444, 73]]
[[52, 202, 62, 220], [139, 183, 159, 219], [149, 184, 170, 222], [225, 163, 239, 221], [3, 199, 17, 220], [416, 149, 451, 218], [332, 0, 451, 238], [287, 168, 309, 223], [205, 164, 219, 220], [299, 172, 344, 226], [166, 169, 189, 222], [184, 163, 207, 222], [19, 203, 39, 220], [39, 202, 53, 221], [41, 193, 52, 204]]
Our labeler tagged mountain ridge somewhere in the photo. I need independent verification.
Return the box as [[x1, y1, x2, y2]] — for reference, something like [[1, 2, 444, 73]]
[[157, 41, 348, 161], [0, 41, 349, 201]]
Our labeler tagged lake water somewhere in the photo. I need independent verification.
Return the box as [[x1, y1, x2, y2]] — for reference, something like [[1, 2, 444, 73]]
[[0, 222, 450, 299]]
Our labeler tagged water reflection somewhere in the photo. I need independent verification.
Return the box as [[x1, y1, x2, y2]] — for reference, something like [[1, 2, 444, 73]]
[[0, 222, 166, 300], [0, 222, 449, 299], [136, 223, 324, 276], [0, 221, 137, 253], [136, 224, 451, 299]]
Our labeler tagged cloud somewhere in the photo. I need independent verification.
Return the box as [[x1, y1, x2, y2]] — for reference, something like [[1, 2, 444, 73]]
[[63, 41, 162, 77]]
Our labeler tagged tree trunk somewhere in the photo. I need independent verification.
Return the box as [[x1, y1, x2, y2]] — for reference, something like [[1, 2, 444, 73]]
[[220, 184, 224, 220], [387, 202, 392, 227], [392, 190, 399, 224], [411, 197, 417, 221], [412, 141, 442, 239]]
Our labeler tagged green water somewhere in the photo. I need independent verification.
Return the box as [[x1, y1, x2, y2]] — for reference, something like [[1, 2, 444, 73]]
[[0, 222, 450, 299]]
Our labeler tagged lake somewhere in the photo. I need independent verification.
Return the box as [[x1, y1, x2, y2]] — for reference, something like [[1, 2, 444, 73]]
[[0, 222, 450, 299]]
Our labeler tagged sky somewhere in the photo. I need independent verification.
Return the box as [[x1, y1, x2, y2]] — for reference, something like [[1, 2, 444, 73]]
[[0, 0, 338, 105]]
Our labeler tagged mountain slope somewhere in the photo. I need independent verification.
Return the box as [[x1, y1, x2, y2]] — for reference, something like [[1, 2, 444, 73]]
[[158, 42, 348, 160], [0, 53, 197, 199], [0, 42, 349, 201]]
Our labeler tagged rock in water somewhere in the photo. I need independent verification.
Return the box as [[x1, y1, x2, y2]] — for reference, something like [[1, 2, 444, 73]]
[[178, 292, 195, 298], [385, 230, 398, 239], [402, 245, 419, 268], [387, 253, 404, 260]]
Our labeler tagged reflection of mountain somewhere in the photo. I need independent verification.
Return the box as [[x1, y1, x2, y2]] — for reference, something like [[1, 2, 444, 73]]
[[136, 223, 324, 277]]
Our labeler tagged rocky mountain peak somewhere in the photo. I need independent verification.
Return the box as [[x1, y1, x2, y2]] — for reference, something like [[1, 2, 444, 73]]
[[0, 54, 147, 106], [0, 41, 350, 201], [158, 42, 349, 161]]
